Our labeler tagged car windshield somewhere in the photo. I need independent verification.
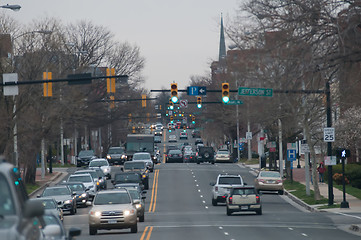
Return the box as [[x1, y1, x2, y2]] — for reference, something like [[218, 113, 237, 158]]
[[169, 150, 181, 154], [218, 177, 242, 185], [260, 172, 281, 178], [128, 190, 140, 200], [94, 192, 131, 205], [65, 184, 85, 192], [40, 199, 57, 209], [133, 153, 151, 160], [79, 150, 94, 157], [89, 160, 108, 167], [232, 188, 256, 195], [108, 148, 124, 154], [115, 174, 141, 182], [124, 162, 146, 169], [68, 175, 92, 183], [74, 171, 97, 179], [217, 151, 229, 154], [0, 174, 15, 215], [43, 187, 70, 196]]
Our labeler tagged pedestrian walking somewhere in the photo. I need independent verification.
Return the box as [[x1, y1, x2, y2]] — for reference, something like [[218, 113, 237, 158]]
[[317, 162, 326, 183]]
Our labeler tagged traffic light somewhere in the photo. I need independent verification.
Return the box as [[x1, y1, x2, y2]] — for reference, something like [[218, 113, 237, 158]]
[[106, 68, 116, 93], [168, 126, 172, 132], [170, 116, 174, 123], [128, 113, 132, 122], [170, 102, 174, 110], [192, 116, 195, 124], [171, 83, 178, 103], [197, 97, 202, 108], [222, 83, 230, 103], [43, 72, 52, 97], [142, 94, 147, 108]]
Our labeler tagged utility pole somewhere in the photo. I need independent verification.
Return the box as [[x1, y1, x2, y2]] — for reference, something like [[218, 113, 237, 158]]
[[326, 81, 334, 205]]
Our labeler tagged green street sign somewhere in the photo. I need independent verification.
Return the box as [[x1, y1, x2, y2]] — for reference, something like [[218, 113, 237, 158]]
[[224, 99, 243, 105], [238, 87, 273, 97]]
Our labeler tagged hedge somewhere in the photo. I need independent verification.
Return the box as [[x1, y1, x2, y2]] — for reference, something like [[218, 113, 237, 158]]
[[325, 163, 361, 189]]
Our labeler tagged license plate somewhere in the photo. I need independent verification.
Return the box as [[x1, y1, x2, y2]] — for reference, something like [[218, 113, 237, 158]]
[[267, 180, 275, 183], [108, 220, 117, 224], [241, 206, 248, 210]]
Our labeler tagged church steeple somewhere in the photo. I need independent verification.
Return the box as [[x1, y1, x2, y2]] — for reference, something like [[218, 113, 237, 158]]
[[218, 14, 226, 62]]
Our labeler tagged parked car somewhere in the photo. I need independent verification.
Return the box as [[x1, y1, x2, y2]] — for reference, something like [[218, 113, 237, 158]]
[[132, 152, 154, 172], [0, 161, 44, 240], [76, 150, 97, 167], [31, 197, 64, 222], [106, 147, 126, 165], [254, 170, 284, 195], [210, 174, 244, 206], [196, 146, 215, 164], [41, 211, 81, 240], [88, 158, 111, 179], [215, 150, 231, 163], [38, 186, 77, 215], [88, 189, 138, 235], [59, 182, 89, 207], [166, 149, 183, 163], [226, 186, 262, 215]]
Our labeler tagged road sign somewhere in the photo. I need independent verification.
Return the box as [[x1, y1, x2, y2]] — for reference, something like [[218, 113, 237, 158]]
[[179, 99, 188, 108], [224, 99, 243, 105], [323, 127, 335, 142], [287, 143, 297, 150], [324, 156, 336, 166], [287, 149, 297, 161], [300, 143, 310, 154], [3, 73, 19, 96], [240, 138, 247, 143], [187, 86, 207, 96], [246, 132, 252, 140], [238, 87, 273, 97]]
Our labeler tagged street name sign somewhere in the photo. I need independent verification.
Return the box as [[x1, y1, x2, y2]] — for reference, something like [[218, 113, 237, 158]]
[[224, 99, 243, 105], [238, 87, 273, 97], [323, 127, 335, 142], [187, 86, 207, 96]]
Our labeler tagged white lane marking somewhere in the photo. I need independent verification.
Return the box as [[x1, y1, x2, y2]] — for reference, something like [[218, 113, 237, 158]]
[[202, 200, 206, 204], [219, 227, 223, 230], [200, 195, 203, 198], [335, 212, 361, 220], [205, 206, 208, 209], [194, 180, 197, 182], [301, 233, 308, 237], [224, 232, 229, 236], [193, 175, 195, 178], [288, 228, 293, 230], [196, 184, 199, 187], [198, 189, 201, 192]]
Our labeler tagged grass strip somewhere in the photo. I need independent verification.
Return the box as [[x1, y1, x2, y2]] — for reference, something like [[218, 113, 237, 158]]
[[333, 184, 361, 200], [283, 180, 328, 205], [26, 183, 39, 195]]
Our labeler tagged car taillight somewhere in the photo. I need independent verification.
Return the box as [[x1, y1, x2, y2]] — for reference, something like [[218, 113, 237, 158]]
[[256, 195, 260, 204], [215, 187, 218, 191], [276, 180, 282, 183], [229, 196, 233, 204], [259, 179, 265, 183]]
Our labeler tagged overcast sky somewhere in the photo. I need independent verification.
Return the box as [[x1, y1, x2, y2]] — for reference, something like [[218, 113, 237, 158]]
[[6, 0, 241, 91]]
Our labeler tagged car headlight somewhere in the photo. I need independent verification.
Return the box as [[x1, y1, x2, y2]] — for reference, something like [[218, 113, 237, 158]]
[[121, 155, 127, 159], [107, 155, 111, 159], [92, 211, 101, 217], [123, 209, 135, 216], [64, 199, 72, 204], [81, 193, 87, 197], [103, 168, 110, 173], [135, 204, 142, 209]]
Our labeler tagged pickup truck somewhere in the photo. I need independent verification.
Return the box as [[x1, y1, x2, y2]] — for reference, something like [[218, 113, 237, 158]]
[[211, 174, 244, 205], [225, 186, 262, 215]]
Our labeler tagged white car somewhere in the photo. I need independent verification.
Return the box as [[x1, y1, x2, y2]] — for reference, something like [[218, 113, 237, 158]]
[[168, 135, 177, 142], [132, 152, 154, 172], [67, 173, 96, 199], [89, 159, 111, 178], [210, 174, 244, 206]]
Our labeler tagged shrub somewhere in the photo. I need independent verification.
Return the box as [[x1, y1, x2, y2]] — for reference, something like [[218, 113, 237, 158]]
[[333, 173, 349, 185]]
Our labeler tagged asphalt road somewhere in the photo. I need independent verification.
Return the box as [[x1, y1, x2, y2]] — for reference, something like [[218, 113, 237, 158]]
[[60, 129, 361, 239]]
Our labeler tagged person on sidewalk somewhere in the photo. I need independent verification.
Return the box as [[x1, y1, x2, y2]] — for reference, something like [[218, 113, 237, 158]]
[[317, 162, 326, 183]]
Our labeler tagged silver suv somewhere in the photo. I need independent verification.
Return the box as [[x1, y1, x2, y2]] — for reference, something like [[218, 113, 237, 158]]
[[0, 160, 44, 240], [210, 174, 244, 206]]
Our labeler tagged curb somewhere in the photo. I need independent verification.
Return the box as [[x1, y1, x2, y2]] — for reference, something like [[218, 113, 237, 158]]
[[28, 172, 63, 198], [284, 190, 317, 212]]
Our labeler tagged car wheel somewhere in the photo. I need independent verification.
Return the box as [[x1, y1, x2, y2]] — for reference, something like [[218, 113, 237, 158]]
[[226, 207, 232, 216], [212, 198, 217, 206], [139, 214, 145, 222], [197, 161, 200, 164], [256, 208, 262, 215], [89, 226, 97, 235], [278, 190, 284, 195], [211, 161, 215, 165], [130, 223, 138, 233]]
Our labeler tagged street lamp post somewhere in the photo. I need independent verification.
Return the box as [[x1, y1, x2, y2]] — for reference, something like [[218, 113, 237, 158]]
[[0, 4, 21, 11]]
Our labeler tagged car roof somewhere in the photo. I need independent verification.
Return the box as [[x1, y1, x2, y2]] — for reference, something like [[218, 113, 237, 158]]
[[44, 185, 69, 190], [69, 173, 92, 177], [96, 189, 129, 194], [218, 174, 242, 178]]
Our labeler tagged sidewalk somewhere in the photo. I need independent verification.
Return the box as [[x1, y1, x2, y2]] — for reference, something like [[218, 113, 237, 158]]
[[28, 168, 66, 198]]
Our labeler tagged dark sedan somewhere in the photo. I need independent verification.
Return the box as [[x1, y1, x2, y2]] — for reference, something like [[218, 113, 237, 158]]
[[166, 149, 183, 163]]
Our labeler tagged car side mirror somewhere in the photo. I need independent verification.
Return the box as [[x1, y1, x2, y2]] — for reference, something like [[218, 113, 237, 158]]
[[133, 199, 141, 204], [24, 200, 44, 218], [37, 194, 41, 198]]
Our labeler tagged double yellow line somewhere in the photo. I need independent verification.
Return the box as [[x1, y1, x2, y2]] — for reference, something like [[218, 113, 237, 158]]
[[140, 226, 153, 240], [148, 169, 159, 212]]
